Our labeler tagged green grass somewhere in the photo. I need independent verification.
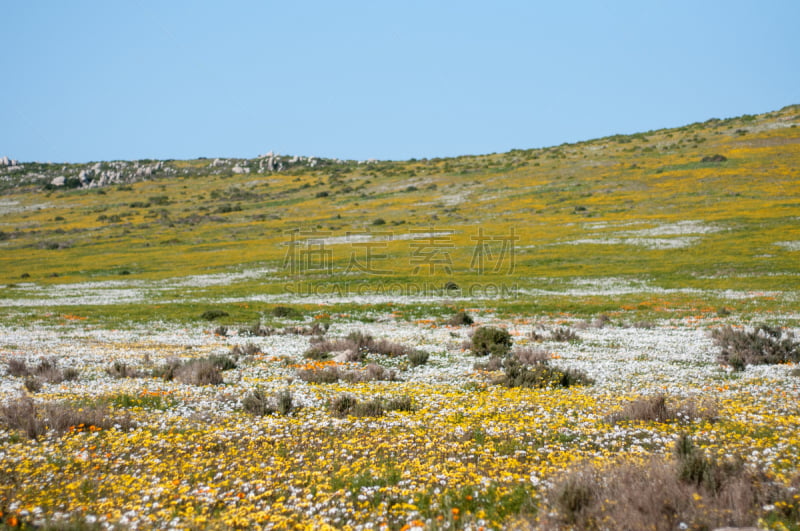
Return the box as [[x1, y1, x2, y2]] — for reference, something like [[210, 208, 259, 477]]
[[1, 105, 798, 325]]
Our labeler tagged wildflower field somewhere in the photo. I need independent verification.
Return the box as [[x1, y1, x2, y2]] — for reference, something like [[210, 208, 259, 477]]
[[1, 106, 799, 529]]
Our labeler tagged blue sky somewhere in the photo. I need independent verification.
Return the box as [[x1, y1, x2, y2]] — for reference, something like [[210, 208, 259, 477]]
[[2, 1, 798, 163]]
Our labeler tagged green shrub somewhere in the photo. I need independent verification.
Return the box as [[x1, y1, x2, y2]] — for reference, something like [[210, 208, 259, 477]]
[[205, 354, 237, 371], [446, 311, 473, 326], [497, 358, 592, 389], [407, 349, 429, 367], [272, 306, 300, 319], [200, 309, 229, 321], [24, 377, 42, 393], [471, 326, 512, 357], [329, 394, 412, 418]]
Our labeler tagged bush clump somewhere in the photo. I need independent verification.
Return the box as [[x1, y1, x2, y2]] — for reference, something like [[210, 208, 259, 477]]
[[471, 326, 512, 357], [0, 397, 132, 440], [296, 363, 397, 384], [200, 309, 229, 321], [712, 324, 800, 370], [446, 311, 473, 326], [496, 357, 593, 389], [407, 349, 430, 367], [106, 361, 142, 379], [329, 394, 413, 418], [156, 357, 231, 385], [242, 388, 294, 416], [544, 435, 798, 530], [551, 326, 580, 342], [303, 330, 414, 361], [605, 394, 718, 424], [6, 358, 79, 386], [271, 306, 301, 319]]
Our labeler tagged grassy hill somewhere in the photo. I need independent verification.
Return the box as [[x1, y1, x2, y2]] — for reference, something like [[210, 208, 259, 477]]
[[1, 104, 799, 325]]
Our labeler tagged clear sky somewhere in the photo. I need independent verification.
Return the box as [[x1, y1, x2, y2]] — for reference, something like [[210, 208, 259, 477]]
[[2, 1, 798, 163]]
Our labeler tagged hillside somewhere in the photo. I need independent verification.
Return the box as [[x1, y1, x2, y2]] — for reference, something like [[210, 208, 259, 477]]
[[2, 107, 800, 530], [1, 105, 799, 324]]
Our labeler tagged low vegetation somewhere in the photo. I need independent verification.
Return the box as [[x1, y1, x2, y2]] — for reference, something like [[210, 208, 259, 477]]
[[712, 324, 800, 370], [545, 435, 799, 530]]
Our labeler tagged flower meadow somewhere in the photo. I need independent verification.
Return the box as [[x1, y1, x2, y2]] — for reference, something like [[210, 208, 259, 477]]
[[2, 106, 799, 529], [1, 311, 799, 530]]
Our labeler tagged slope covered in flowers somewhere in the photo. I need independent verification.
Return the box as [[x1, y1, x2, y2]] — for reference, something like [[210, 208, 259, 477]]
[[1, 313, 798, 529]]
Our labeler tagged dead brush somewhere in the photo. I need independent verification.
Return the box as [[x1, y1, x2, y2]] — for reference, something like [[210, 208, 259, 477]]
[[6, 358, 29, 377], [712, 324, 800, 370], [329, 393, 413, 418], [295, 363, 396, 384], [230, 342, 261, 357], [282, 323, 328, 336], [606, 394, 718, 424], [0, 397, 133, 440], [473, 356, 504, 371], [543, 436, 796, 531], [512, 346, 550, 365], [551, 327, 580, 342], [106, 360, 141, 378], [9, 358, 80, 384], [242, 388, 294, 416], [173, 359, 224, 385]]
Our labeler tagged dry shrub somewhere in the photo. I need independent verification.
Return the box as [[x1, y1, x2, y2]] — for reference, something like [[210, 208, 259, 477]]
[[6, 358, 28, 377], [362, 363, 396, 382], [230, 342, 261, 357], [8, 358, 79, 384], [296, 363, 396, 384], [303, 330, 413, 360], [474, 356, 504, 371], [173, 359, 223, 385], [106, 360, 141, 378], [296, 365, 342, 384], [446, 311, 474, 326], [512, 346, 550, 365], [545, 436, 796, 530], [607, 395, 718, 424], [282, 323, 328, 336], [369, 338, 412, 357], [242, 388, 294, 416], [551, 326, 580, 342], [407, 349, 429, 367], [239, 321, 275, 337], [0, 397, 133, 440], [712, 324, 800, 370], [24, 377, 42, 393], [329, 394, 413, 418]]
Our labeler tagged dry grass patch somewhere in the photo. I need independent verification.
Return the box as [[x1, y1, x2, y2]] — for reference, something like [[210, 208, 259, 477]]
[[296, 363, 397, 384], [544, 435, 798, 530], [606, 394, 719, 424], [0, 397, 132, 440], [712, 324, 800, 370]]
